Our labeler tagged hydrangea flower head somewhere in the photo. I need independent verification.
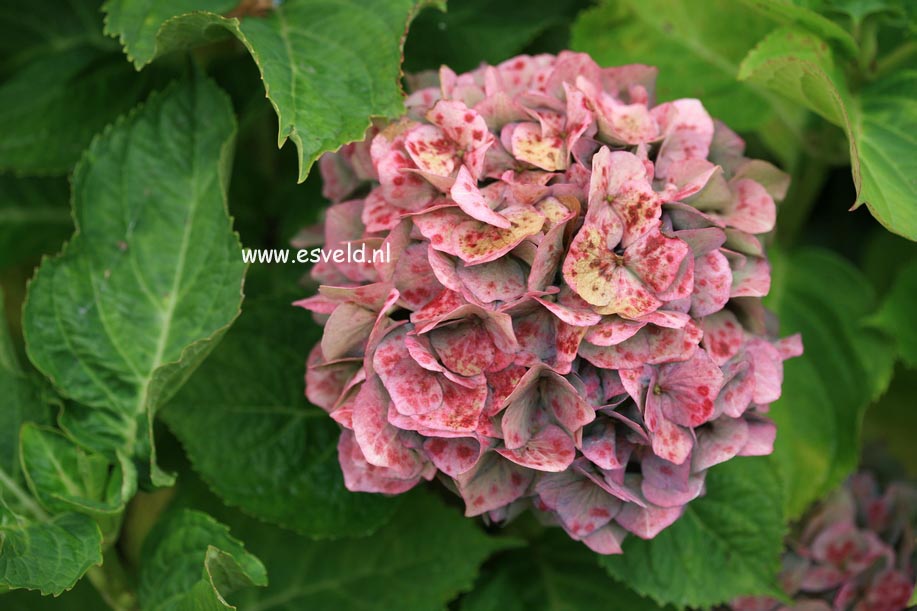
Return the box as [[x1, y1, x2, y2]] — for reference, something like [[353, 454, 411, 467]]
[[732, 473, 916, 611], [299, 51, 802, 553]]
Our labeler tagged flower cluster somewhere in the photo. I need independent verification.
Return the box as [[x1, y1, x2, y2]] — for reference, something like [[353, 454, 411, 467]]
[[732, 473, 916, 611], [299, 52, 802, 553]]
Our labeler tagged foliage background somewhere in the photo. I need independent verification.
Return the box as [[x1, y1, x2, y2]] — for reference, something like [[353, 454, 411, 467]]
[[0, 0, 914, 609]]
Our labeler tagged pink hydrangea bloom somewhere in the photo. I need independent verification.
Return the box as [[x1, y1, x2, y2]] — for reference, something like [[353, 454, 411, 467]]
[[299, 51, 803, 553], [732, 473, 916, 611]]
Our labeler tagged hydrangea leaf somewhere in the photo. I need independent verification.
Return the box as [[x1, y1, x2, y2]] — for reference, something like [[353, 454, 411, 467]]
[[1, 577, 108, 609], [737, 0, 859, 56], [0, 511, 103, 596], [162, 297, 400, 538], [597, 457, 785, 609], [103, 0, 441, 182], [871, 259, 917, 368], [461, 531, 667, 611], [0, 176, 72, 269], [766, 248, 895, 519], [570, 0, 801, 133], [138, 509, 267, 611], [19, 424, 136, 541], [739, 28, 917, 240], [0, 290, 50, 483], [0, 300, 103, 598], [22, 77, 245, 487], [0, 0, 155, 174], [227, 490, 517, 611]]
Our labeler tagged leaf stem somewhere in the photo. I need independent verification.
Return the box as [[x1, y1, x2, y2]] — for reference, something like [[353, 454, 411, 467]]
[[0, 465, 48, 522], [874, 41, 917, 80], [86, 548, 139, 611]]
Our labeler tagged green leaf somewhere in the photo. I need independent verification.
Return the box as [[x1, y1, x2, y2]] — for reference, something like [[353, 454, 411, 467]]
[[139, 509, 267, 611], [0, 0, 156, 174], [738, 0, 860, 56], [853, 70, 917, 240], [228, 490, 515, 611], [766, 247, 895, 518], [461, 531, 665, 611], [597, 457, 785, 609], [872, 259, 917, 367], [739, 28, 917, 239], [22, 77, 245, 486], [0, 293, 50, 482], [570, 0, 803, 135], [19, 424, 136, 540], [403, 0, 588, 73], [103, 0, 439, 181], [101, 0, 237, 66], [162, 297, 401, 538], [0, 176, 72, 269], [0, 512, 103, 596]]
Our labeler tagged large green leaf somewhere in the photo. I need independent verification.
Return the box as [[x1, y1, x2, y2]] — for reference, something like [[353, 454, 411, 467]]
[[103, 0, 439, 181], [766, 248, 895, 518], [597, 458, 785, 609], [739, 28, 917, 239], [139, 509, 267, 611], [0, 511, 103, 596], [221, 490, 514, 611], [461, 531, 665, 611], [0, 177, 72, 269], [0, 0, 156, 174], [162, 297, 401, 538], [570, 0, 803, 137], [22, 77, 245, 486], [872, 259, 917, 367]]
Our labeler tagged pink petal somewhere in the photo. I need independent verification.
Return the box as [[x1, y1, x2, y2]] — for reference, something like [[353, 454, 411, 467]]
[[456, 451, 534, 517], [450, 165, 511, 228], [615, 503, 683, 539], [321, 303, 376, 360], [690, 249, 732, 317], [692, 416, 750, 471], [649, 349, 725, 428], [701, 309, 745, 365], [723, 178, 776, 234], [508, 122, 566, 171], [641, 453, 705, 507], [453, 205, 545, 264], [626, 228, 691, 294], [653, 99, 714, 179], [373, 327, 444, 415], [338, 430, 428, 494], [423, 437, 482, 478], [456, 257, 527, 304], [580, 322, 702, 370], [352, 377, 422, 476], [404, 124, 457, 179], [738, 418, 777, 456], [497, 424, 576, 472], [305, 347, 361, 411], [536, 470, 622, 538]]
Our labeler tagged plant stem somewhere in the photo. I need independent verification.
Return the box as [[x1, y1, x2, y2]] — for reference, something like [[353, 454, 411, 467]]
[[874, 41, 917, 80], [86, 549, 139, 611]]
